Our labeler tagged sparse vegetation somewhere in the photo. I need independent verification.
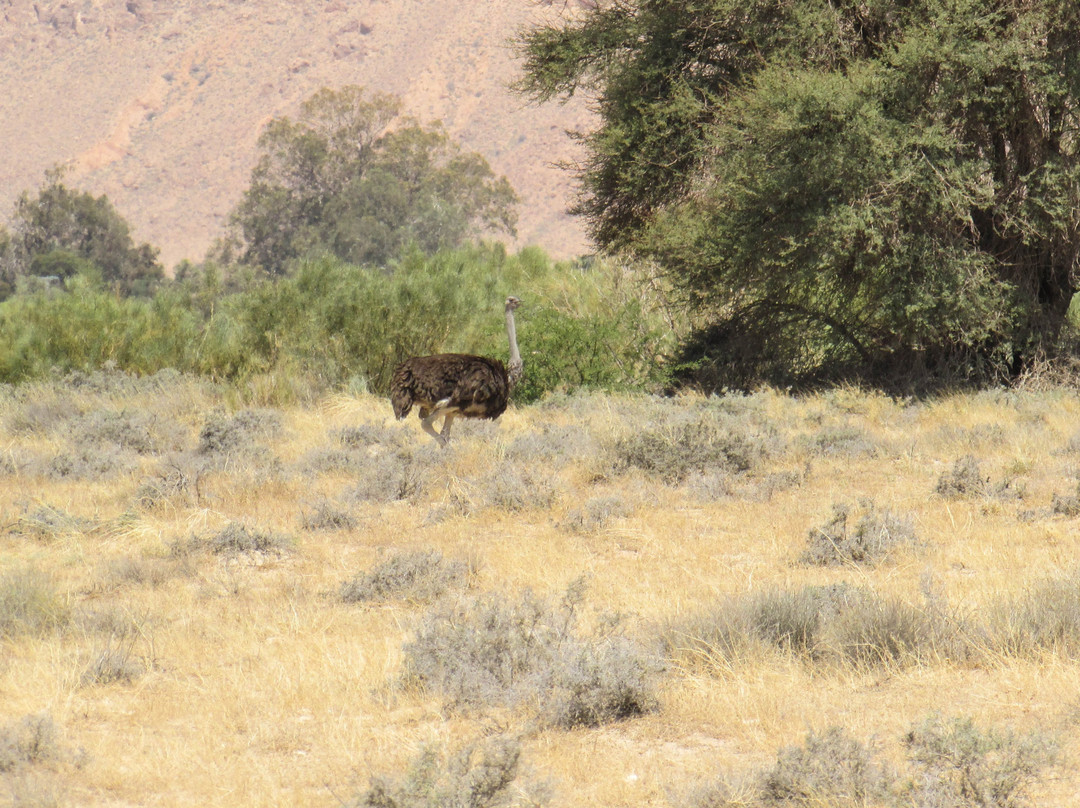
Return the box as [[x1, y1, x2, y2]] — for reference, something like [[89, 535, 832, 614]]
[[2, 374, 1080, 804]]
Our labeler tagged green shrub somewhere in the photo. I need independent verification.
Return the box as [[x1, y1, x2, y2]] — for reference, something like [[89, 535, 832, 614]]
[[0, 243, 674, 401]]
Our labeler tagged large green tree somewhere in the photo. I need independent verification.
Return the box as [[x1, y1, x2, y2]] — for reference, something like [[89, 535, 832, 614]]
[[9, 170, 163, 297], [230, 86, 520, 275], [517, 0, 1080, 388]]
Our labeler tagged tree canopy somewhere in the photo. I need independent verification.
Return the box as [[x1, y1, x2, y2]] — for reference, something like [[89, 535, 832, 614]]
[[5, 170, 163, 298], [229, 86, 520, 275], [517, 0, 1080, 389]]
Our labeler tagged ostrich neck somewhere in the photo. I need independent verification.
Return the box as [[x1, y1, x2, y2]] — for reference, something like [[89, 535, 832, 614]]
[[505, 307, 522, 382]]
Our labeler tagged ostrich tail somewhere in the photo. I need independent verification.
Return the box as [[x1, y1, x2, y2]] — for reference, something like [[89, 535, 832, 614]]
[[389, 364, 414, 419], [391, 389, 412, 419]]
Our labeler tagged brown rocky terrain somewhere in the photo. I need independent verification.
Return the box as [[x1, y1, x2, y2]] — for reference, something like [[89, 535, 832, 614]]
[[0, 0, 594, 268]]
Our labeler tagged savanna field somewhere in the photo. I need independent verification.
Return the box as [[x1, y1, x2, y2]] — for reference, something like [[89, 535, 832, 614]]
[[3, 369, 1080, 806]]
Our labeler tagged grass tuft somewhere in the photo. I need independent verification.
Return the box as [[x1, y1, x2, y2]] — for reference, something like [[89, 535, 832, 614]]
[[0, 567, 69, 638]]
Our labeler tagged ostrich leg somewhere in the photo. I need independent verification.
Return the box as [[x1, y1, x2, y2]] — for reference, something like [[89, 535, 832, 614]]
[[440, 413, 456, 442], [421, 398, 456, 447]]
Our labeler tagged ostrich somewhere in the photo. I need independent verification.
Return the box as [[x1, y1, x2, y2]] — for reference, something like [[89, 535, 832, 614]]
[[390, 296, 523, 446]]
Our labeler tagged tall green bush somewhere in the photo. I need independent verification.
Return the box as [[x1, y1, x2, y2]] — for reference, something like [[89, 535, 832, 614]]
[[0, 244, 672, 400]]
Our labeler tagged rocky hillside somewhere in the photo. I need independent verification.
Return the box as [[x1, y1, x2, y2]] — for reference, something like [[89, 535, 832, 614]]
[[0, 0, 594, 267]]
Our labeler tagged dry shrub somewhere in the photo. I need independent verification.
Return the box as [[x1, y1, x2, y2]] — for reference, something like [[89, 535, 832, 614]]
[[205, 522, 294, 557], [504, 424, 596, 469], [134, 460, 201, 511], [72, 408, 186, 455], [902, 715, 1058, 808], [830, 594, 937, 668], [935, 455, 989, 498], [461, 461, 559, 513], [986, 572, 1080, 656], [665, 583, 961, 672], [348, 448, 432, 503], [10, 505, 92, 542], [341, 550, 471, 604], [802, 501, 919, 566], [96, 555, 191, 590], [0, 714, 61, 773], [336, 422, 406, 449], [801, 424, 879, 457], [1050, 480, 1080, 516], [300, 500, 357, 532], [40, 445, 140, 481], [559, 495, 631, 532], [197, 408, 281, 459], [683, 717, 1056, 808], [759, 726, 893, 807], [607, 416, 771, 484], [80, 637, 145, 686], [350, 734, 546, 808], [401, 585, 658, 727]]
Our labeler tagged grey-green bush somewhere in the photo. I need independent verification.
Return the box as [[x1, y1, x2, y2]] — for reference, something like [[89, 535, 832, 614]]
[[341, 550, 470, 604], [401, 587, 658, 727], [350, 735, 544, 808]]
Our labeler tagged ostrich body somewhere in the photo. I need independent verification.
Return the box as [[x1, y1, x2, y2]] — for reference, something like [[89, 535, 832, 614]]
[[390, 297, 522, 446]]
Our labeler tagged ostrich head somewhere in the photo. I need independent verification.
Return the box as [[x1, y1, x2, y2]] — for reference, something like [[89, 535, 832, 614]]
[[505, 296, 523, 388]]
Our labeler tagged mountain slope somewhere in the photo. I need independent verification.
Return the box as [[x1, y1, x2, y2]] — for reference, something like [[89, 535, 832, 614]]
[[0, 0, 593, 267]]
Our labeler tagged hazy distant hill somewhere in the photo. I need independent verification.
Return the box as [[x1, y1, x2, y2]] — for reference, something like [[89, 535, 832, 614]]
[[0, 0, 594, 268]]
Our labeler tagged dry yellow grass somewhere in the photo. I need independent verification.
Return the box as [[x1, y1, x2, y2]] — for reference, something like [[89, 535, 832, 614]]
[[3, 374, 1080, 806]]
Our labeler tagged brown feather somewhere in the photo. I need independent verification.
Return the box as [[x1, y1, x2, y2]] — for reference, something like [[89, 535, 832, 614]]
[[390, 353, 511, 421]]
